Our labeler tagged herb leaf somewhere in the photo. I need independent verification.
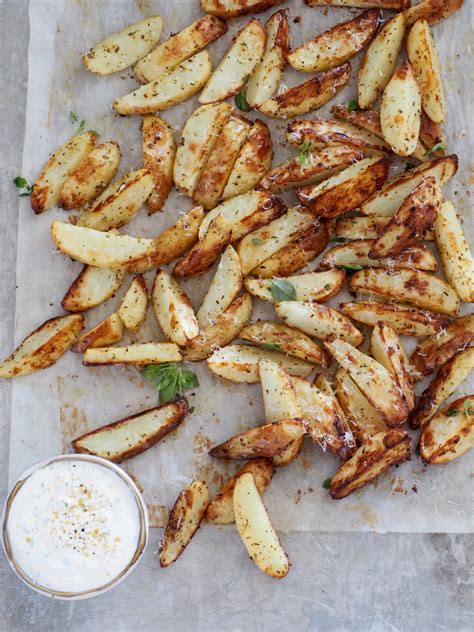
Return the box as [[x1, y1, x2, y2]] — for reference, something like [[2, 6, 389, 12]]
[[347, 99, 358, 112], [13, 176, 33, 196], [463, 399, 473, 415], [235, 90, 251, 112], [262, 342, 282, 352], [70, 111, 78, 123], [141, 363, 199, 404], [269, 279, 296, 302], [252, 238, 264, 246], [425, 142, 445, 156], [341, 264, 364, 272], [299, 140, 310, 165], [446, 408, 458, 417], [322, 478, 332, 490], [329, 236, 346, 243]]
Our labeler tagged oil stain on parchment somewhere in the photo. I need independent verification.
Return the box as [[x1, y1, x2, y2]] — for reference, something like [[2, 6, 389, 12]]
[[57, 376, 89, 454]]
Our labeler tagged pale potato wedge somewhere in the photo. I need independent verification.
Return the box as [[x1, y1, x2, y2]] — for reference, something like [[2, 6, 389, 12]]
[[72, 399, 187, 463], [233, 472, 289, 578], [334, 367, 387, 436], [358, 13, 406, 108], [78, 169, 154, 231], [82, 342, 181, 366], [350, 268, 459, 316], [275, 301, 364, 346], [58, 142, 121, 210], [62, 265, 124, 312], [82, 16, 163, 75], [222, 120, 273, 200], [202, 0, 285, 18], [199, 19, 266, 104], [173, 103, 232, 197], [142, 116, 176, 214], [240, 321, 331, 366], [159, 480, 208, 567], [404, 0, 463, 27], [31, 132, 96, 214], [334, 215, 435, 241], [340, 301, 449, 337], [288, 9, 380, 73], [259, 359, 302, 423], [0, 315, 83, 379], [296, 156, 389, 217], [118, 275, 148, 333], [245, 270, 345, 304], [325, 337, 408, 426], [419, 396, 474, 464], [113, 51, 212, 115], [72, 313, 124, 353], [152, 269, 199, 346], [360, 155, 458, 216], [183, 294, 253, 361], [306, 0, 410, 6], [435, 201, 474, 303], [259, 63, 351, 119], [207, 344, 313, 383], [329, 429, 410, 499], [134, 15, 227, 83], [206, 459, 274, 525]]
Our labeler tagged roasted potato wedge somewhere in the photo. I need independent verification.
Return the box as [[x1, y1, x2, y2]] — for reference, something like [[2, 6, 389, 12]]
[[329, 429, 411, 499], [159, 480, 208, 567], [306, 0, 410, 7], [313, 373, 356, 454], [152, 270, 199, 346], [0, 314, 83, 378], [201, 0, 285, 18], [62, 265, 124, 313], [334, 215, 435, 241], [142, 116, 176, 214], [275, 301, 364, 346], [31, 132, 96, 214], [82, 16, 163, 75], [331, 103, 384, 135], [419, 110, 446, 154], [259, 359, 302, 423], [118, 275, 148, 332], [404, 0, 463, 27], [199, 19, 266, 104], [72, 313, 124, 353], [82, 342, 182, 366], [72, 399, 188, 463], [245, 270, 345, 304]]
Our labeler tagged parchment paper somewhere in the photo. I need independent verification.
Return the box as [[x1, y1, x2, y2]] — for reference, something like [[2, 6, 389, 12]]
[[8, 0, 473, 533]]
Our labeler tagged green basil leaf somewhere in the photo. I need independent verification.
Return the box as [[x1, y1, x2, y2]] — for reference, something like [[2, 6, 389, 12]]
[[329, 236, 346, 243], [13, 176, 28, 189], [322, 478, 332, 490], [446, 408, 458, 417], [269, 279, 296, 302], [341, 264, 364, 272], [19, 192, 32, 197], [235, 90, 251, 112], [159, 382, 179, 404], [262, 342, 282, 352], [347, 100, 358, 112], [141, 363, 169, 381], [463, 399, 472, 415], [180, 370, 199, 390]]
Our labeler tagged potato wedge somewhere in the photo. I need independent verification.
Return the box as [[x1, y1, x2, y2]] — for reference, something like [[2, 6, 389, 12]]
[[350, 268, 459, 315], [404, 0, 463, 27], [61, 265, 124, 312], [142, 116, 176, 214], [72, 313, 124, 353], [331, 103, 383, 135], [31, 132, 96, 214], [207, 344, 313, 383], [334, 215, 435, 241], [358, 13, 406, 108], [435, 201, 474, 303], [259, 359, 302, 423], [245, 270, 345, 304], [240, 321, 331, 366], [134, 15, 227, 83], [313, 373, 356, 451], [78, 169, 154, 231], [206, 459, 274, 525], [419, 109, 446, 154], [288, 9, 380, 73], [334, 367, 387, 436], [72, 399, 187, 463], [174, 103, 232, 197], [58, 142, 121, 210], [183, 294, 253, 361], [0, 315, 83, 378], [296, 156, 389, 217], [420, 396, 474, 464], [82, 342, 181, 366], [159, 480, 208, 568], [201, 0, 285, 18], [233, 472, 289, 578], [82, 16, 163, 75], [340, 301, 449, 337], [259, 63, 351, 119], [222, 120, 273, 200], [152, 270, 199, 346], [118, 275, 148, 333], [329, 429, 410, 499], [275, 301, 364, 346], [306, 0, 410, 6], [113, 51, 212, 115]]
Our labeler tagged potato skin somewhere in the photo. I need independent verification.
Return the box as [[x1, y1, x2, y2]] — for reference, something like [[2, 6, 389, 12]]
[[142, 117, 176, 214], [201, 0, 284, 18]]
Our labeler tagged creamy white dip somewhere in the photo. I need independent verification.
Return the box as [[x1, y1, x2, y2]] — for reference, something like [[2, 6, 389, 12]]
[[6, 460, 141, 593]]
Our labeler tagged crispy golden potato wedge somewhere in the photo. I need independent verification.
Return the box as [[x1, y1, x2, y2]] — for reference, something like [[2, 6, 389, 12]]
[[152, 270, 199, 345], [259, 63, 351, 119], [334, 215, 435, 241], [325, 338, 408, 426], [31, 132, 96, 214], [207, 344, 313, 383], [159, 480, 208, 567], [245, 270, 345, 304], [313, 373, 356, 454], [331, 103, 383, 134], [206, 459, 274, 525], [306, 0, 410, 7], [78, 169, 154, 231], [72, 399, 187, 463], [58, 142, 121, 210], [61, 265, 124, 313], [199, 19, 266, 104], [233, 472, 289, 578], [72, 313, 124, 353], [419, 395, 474, 464], [0, 315, 83, 378], [297, 156, 389, 217], [334, 367, 387, 436], [288, 9, 380, 73], [404, 0, 463, 27], [420, 109, 446, 153], [340, 301, 449, 336], [435, 201, 474, 303], [83, 342, 181, 366], [118, 275, 148, 333], [82, 16, 163, 75], [134, 15, 227, 83], [275, 301, 364, 346], [142, 116, 175, 214], [329, 428, 410, 499], [350, 268, 459, 315], [202, 0, 284, 18]]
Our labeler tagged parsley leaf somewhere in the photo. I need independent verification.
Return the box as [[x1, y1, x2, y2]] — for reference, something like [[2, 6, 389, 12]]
[[262, 342, 282, 352], [252, 238, 264, 246], [234, 74, 251, 112], [269, 279, 296, 302], [463, 399, 473, 415], [70, 111, 100, 137], [322, 478, 332, 490], [13, 176, 33, 197], [341, 264, 364, 272], [70, 111, 78, 123], [299, 140, 311, 165], [347, 99, 358, 112], [329, 236, 346, 243], [425, 142, 445, 156], [141, 363, 199, 403], [446, 408, 458, 417]]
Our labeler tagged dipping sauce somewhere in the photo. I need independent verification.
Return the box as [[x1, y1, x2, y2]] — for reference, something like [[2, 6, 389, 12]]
[[4, 458, 144, 595]]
